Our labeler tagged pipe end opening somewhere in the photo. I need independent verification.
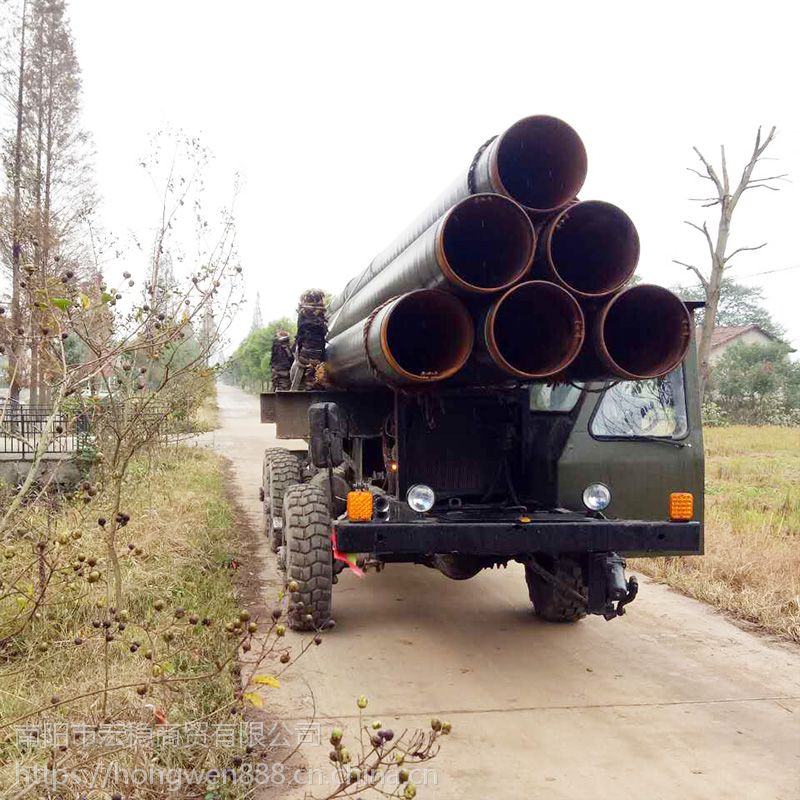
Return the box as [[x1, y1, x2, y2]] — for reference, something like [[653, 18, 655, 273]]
[[440, 194, 535, 292], [489, 281, 585, 379], [548, 200, 640, 296], [601, 286, 691, 380], [494, 116, 587, 213], [384, 291, 474, 382]]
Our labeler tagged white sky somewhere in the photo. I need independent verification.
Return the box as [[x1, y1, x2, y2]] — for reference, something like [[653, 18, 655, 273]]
[[67, 0, 800, 351]]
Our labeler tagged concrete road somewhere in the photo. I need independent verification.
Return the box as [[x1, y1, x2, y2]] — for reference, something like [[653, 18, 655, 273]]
[[207, 383, 800, 800]]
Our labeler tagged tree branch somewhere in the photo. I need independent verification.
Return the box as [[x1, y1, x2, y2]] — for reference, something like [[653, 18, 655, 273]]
[[755, 125, 777, 158], [742, 183, 781, 193], [672, 260, 708, 289], [721, 144, 730, 194], [692, 146, 724, 195], [747, 173, 789, 184], [684, 220, 715, 265], [686, 167, 715, 182], [724, 242, 767, 263], [732, 125, 778, 207]]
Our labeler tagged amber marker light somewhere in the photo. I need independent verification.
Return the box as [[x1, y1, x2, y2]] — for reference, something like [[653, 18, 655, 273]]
[[347, 491, 374, 522], [669, 492, 694, 521]]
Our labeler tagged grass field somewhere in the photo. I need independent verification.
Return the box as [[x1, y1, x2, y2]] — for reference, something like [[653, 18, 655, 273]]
[[0, 448, 247, 795], [639, 426, 800, 642]]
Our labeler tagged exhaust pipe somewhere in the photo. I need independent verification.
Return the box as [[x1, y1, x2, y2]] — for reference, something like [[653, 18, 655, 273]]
[[484, 115, 588, 216], [537, 201, 640, 298], [328, 194, 535, 337], [589, 285, 692, 380], [479, 281, 585, 380], [325, 290, 474, 387]]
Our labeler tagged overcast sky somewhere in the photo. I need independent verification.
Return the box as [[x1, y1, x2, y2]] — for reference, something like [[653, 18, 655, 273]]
[[67, 0, 799, 352]]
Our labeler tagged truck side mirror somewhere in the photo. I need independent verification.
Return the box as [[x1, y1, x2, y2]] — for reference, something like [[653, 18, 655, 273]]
[[308, 402, 344, 468]]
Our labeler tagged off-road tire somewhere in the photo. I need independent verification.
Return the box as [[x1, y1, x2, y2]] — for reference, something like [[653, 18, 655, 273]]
[[262, 447, 292, 491], [263, 449, 301, 553], [283, 484, 333, 631], [525, 556, 588, 623]]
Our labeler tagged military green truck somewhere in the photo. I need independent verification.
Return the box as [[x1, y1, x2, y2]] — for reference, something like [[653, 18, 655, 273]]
[[258, 114, 703, 630], [259, 343, 703, 631]]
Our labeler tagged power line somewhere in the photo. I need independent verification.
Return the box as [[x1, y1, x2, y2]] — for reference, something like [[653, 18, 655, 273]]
[[736, 264, 800, 279], [678, 264, 800, 290]]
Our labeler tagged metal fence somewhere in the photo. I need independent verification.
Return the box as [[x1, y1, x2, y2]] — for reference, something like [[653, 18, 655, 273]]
[[0, 404, 79, 457], [0, 399, 198, 457]]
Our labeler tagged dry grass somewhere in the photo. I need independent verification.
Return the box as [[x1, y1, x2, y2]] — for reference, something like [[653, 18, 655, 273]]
[[0, 448, 247, 796], [194, 387, 220, 432], [638, 426, 800, 642]]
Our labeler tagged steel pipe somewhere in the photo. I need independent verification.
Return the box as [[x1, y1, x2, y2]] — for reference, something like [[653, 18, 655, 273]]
[[484, 115, 588, 215], [328, 194, 535, 337], [328, 115, 587, 320], [477, 281, 585, 380], [537, 200, 640, 298], [582, 285, 692, 380], [325, 290, 474, 388]]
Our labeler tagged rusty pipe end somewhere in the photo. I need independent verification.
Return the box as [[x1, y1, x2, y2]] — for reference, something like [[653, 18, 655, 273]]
[[485, 280, 585, 379], [436, 194, 535, 293], [597, 284, 691, 380], [541, 200, 640, 298], [379, 290, 474, 383], [489, 115, 587, 214]]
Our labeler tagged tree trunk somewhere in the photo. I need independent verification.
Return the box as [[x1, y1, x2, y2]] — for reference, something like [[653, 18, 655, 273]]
[[697, 207, 732, 399], [38, 18, 56, 406], [9, 0, 28, 403], [697, 277, 721, 399], [30, 10, 45, 407]]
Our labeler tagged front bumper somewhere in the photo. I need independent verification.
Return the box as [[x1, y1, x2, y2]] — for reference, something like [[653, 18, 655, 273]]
[[334, 517, 702, 557]]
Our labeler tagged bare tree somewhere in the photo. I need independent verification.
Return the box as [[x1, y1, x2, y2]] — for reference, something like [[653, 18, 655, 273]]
[[1, 0, 94, 403], [5, 0, 28, 402], [674, 127, 786, 398], [26, 0, 93, 403]]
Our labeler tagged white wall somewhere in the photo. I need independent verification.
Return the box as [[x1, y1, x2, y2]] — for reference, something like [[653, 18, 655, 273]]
[[709, 329, 775, 364]]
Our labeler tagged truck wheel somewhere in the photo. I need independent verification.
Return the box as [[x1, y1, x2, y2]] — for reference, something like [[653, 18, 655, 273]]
[[525, 556, 588, 623], [262, 447, 292, 492], [283, 484, 333, 631], [264, 449, 301, 553]]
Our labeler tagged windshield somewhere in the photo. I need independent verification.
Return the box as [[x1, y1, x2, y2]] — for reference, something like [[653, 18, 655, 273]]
[[590, 367, 688, 439]]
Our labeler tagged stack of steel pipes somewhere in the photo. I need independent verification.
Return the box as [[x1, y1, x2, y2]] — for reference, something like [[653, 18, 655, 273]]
[[323, 115, 691, 389]]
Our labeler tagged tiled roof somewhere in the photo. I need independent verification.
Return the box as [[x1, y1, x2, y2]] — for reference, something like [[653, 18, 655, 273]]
[[709, 324, 776, 349]]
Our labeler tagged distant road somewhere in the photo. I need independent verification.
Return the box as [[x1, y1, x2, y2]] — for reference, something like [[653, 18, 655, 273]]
[[208, 383, 800, 800]]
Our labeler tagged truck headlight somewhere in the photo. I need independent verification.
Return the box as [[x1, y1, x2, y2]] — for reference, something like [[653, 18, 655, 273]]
[[406, 484, 435, 513], [582, 482, 611, 512]]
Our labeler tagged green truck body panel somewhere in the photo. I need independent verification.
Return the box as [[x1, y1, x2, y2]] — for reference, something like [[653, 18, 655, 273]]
[[559, 340, 704, 553]]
